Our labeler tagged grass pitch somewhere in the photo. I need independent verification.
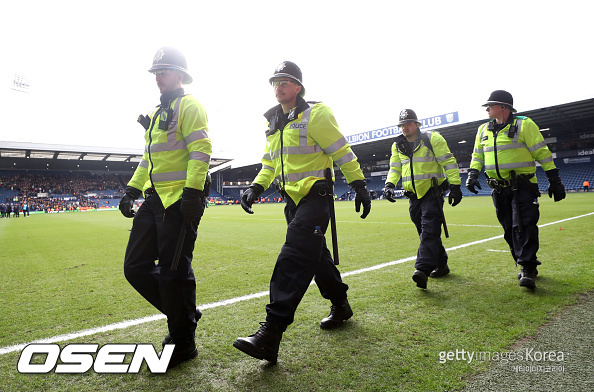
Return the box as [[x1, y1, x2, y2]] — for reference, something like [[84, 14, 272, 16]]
[[0, 193, 593, 391]]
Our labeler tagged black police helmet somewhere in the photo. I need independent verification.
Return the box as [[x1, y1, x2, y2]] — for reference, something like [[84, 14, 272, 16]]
[[269, 61, 305, 97], [148, 47, 193, 84], [397, 109, 421, 127], [482, 90, 516, 112]]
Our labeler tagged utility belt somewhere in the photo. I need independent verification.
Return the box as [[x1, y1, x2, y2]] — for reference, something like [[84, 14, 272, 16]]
[[486, 173, 535, 192], [403, 180, 449, 200]]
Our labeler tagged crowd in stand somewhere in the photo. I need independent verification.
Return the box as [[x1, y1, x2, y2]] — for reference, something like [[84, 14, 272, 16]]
[[0, 173, 125, 214]]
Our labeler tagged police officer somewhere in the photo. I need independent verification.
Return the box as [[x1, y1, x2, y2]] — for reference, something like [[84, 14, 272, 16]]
[[466, 90, 565, 289], [383, 109, 462, 289], [119, 47, 212, 369], [233, 61, 371, 364]]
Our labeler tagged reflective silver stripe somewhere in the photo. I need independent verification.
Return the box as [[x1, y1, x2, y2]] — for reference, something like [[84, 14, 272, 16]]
[[528, 140, 547, 152], [323, 137, 348, 155], [298, 106, 312, 146], [334, 151, 356, 166], [390, 161, 402, 168], [270, 144, 322, 159], [262, 153, 272, 161], [435, 152, 454, 162], [471, 157, 484, 165], [189, 151, 210, 163], [147, 140, 187, 153], [513, 119, 522, 142], [185, 129, 209, 144], [484, 161, 535, 170], [402, 173, 446, 182], [443, 163, 458, 171], [148, 97, 188, 154], [401, 159, 410, 165], [151, 171, 187, 182], [538, 156, 554, 164], [388, 168, 399, 174], [410, 156, 437, 163], [167, 97, 183, 144], [139, 159, 149, 169], [473, 147, 483, 154], [484, 142, 527, 152], [283, 169, 325, 182], [262, 165, 274, 171]]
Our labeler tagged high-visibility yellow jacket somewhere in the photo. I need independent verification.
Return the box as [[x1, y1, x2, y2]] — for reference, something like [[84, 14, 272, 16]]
[[470, 116, 555, 182], [386, 130, 461, 198], [128, 93, 211, 209], [254, 97, 364, 205]]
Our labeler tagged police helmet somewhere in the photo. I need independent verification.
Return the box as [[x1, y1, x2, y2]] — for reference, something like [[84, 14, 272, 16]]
[[482, 90, 516, 112], [269, 61, 305, 97], [148, 47, 193, 84], [397, 109, 421, 127]]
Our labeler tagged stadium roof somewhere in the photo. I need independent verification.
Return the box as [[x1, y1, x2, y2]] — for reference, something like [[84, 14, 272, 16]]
[[0, 141, 231, 172], [350, 97, 594, 164], [220, 97, 594, 181]]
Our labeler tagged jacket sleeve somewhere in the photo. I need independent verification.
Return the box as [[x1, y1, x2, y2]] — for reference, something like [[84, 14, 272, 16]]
[[254, 138, 276, 189], [309, 104, 364, 184], [181, 98, 211, 190], [432, 132, 461, 185], [470, 124, 486, 172], [127, 152, 150, 191], [386, 142, 402, 186], [521, 118, 556, 171]]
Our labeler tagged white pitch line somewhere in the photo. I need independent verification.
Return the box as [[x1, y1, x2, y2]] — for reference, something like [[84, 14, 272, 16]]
[[1, 211, 592, 356]]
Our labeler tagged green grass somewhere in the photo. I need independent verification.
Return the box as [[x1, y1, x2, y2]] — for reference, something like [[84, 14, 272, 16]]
[[0, 193, 593, 391]]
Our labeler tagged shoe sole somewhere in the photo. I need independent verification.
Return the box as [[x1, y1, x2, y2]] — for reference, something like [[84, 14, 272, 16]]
[[429, 269, 450, 278], [233, 339, 277, 364], [412, 273, 427, 289], [519, 278, 536, 289], [319, 311, 353, 330], [167, 347, 198, 370]]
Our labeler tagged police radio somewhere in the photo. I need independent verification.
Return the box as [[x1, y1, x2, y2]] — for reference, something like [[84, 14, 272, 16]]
[[158, 107, 173, 131]]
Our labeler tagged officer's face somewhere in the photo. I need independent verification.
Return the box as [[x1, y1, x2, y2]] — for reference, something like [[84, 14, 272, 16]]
[[400, 122, 420, 141], [486, 104, 506, 119], [272, 78, 301, 106], [155, 69, 183, 94]]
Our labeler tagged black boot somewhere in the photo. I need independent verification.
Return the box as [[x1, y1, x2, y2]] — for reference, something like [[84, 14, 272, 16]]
[[233, 322, 284, 364], [429, 264, 450, 278], [518, 265, 537, 289], [162, 307, 203, 348], [164, 338, 198, 370], [412, 270, 428, 289], [320, 298, 353, 329]]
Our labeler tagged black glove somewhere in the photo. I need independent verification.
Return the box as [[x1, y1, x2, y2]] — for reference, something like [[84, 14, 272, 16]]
[[383, 182, 397, 203], [545, 169, 566, 202], [465, 168, 482, 194], [240, 183, 265, 214], [119, 186, 142, 218], [181, 187, 205, 223], [350, 180, 371, 219], [448, 184, 462, 207]]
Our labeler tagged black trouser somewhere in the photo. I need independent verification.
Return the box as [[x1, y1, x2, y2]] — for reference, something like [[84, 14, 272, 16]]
[[491, 182, 541, 267], [124, 192, 199, 342], [266, 183, 348, 327], [408, 192, 447, 274]]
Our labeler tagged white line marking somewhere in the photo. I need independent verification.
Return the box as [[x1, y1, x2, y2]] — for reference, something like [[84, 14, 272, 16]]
[[1, 212, 592, 355], [487, 249, 509, 253]]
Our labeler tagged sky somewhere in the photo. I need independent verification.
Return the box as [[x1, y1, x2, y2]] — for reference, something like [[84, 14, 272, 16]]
[[2, 0, 593, 168]]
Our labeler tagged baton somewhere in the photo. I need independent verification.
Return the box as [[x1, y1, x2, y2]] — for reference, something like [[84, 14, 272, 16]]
[[431, 177, 449, 238], [510, 171, 522, 233], [171, 223, 187, 271], [324, 167, 340, 265]]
